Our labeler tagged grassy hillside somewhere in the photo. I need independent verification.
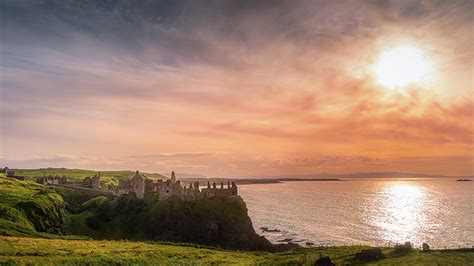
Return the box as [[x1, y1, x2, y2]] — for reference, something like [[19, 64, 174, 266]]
[[9, 168, 166, 189], [0, 237, 473, 265], [0, 178, 66, 238]]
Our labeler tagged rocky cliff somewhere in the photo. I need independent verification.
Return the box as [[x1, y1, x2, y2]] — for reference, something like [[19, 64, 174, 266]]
[[66, 193, 281, 251]]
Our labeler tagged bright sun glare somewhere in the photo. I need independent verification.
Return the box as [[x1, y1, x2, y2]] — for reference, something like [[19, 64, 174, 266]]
[[372, 45, 432, 89]]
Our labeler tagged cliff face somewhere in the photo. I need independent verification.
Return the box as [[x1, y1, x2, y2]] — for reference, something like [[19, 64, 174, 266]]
[[146, 196, 272, 250], [66, 194, 276, 251]]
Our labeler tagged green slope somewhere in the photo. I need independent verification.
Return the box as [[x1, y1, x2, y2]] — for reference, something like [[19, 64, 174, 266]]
[[0, 177, 67, 238]]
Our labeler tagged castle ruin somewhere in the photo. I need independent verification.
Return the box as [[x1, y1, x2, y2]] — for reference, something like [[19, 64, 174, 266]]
[[36, 174, 67, 185], [83, 172, 101, 189], [2, 166, 238, 201], [118, 171, 238, 200]]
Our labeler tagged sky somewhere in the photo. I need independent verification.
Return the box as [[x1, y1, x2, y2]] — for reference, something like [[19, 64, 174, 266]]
[[0, 0, 473, 177]]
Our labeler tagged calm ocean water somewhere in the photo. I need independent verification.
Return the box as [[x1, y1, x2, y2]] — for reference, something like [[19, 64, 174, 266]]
[[238, 178, 473, 248]]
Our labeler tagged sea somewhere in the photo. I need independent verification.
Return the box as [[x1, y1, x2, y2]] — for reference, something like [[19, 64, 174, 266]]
[[238, 178, 473, 249]]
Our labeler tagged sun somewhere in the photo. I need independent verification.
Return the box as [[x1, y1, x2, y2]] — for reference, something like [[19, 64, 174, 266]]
[[372, 45, 432, 89]]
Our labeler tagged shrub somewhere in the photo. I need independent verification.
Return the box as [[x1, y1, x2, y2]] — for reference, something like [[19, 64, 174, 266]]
[[314, 256, 335, 266], [354, 248, 384, 261], [81, 196, 109, 210], [0, 204, 35, 231], [85, 216, 101, 230]]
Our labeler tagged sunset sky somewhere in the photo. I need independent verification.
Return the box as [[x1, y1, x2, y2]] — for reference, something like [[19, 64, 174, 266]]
[[1, 0, 473, 177]]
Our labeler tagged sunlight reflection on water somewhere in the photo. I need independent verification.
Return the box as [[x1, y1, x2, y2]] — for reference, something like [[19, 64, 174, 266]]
[[371, 182, 427, 245], [238, 178, 473, 248]]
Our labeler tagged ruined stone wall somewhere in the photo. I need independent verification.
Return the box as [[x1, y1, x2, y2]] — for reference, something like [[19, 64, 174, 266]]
[[118, 180, 131, 196], [130, 172, 145, 199], [158, 180, 178, 201], [201, 182, 237, 197], [91, 175, 101, 189]]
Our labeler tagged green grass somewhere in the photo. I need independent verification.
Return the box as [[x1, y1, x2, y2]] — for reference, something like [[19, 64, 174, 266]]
[[365, 249, 474, 265], [0, 178, 67, 238], [0, 237, 472, 265], [0, 178, 49, 234], [0, 236, 272, 265], [10, 168, 166, 190]]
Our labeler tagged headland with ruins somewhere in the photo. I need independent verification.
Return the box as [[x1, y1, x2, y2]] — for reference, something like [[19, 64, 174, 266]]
[[2, 167, 237, 200]]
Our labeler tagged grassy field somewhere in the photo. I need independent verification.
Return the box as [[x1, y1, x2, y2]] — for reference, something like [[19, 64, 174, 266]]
[[0, 237, 472, 265], [8, 168, 166, 189]]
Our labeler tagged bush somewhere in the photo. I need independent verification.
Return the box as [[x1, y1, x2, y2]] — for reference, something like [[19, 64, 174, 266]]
[[81, 196, 109, 210], [314, 256, 335, 266], [354, 248, 384, 261], [0, 204, 35, 231], [85, 216, 101, 230]]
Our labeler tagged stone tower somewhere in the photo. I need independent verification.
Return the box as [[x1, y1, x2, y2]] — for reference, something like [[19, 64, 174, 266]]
[[131, 170, 146, 199], [171, 171, 176, 183], [91, 172, 101, 189]]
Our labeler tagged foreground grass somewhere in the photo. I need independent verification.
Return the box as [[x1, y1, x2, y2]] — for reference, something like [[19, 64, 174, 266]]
[[0, 237, 274, 265], [0, 237, 473, 265]]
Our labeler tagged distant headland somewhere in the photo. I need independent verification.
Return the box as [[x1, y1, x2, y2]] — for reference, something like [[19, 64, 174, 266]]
[[185, 177, 344, 185]]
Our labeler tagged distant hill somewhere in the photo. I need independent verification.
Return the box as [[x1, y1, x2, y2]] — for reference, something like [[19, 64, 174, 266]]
[[5, 168, 167, 190], [160, 172, 207, 179], [283, 172, 451, 179], [230, 172, 456, 180], [166, 171, 460, 181], [176, 171, 458, 185]]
